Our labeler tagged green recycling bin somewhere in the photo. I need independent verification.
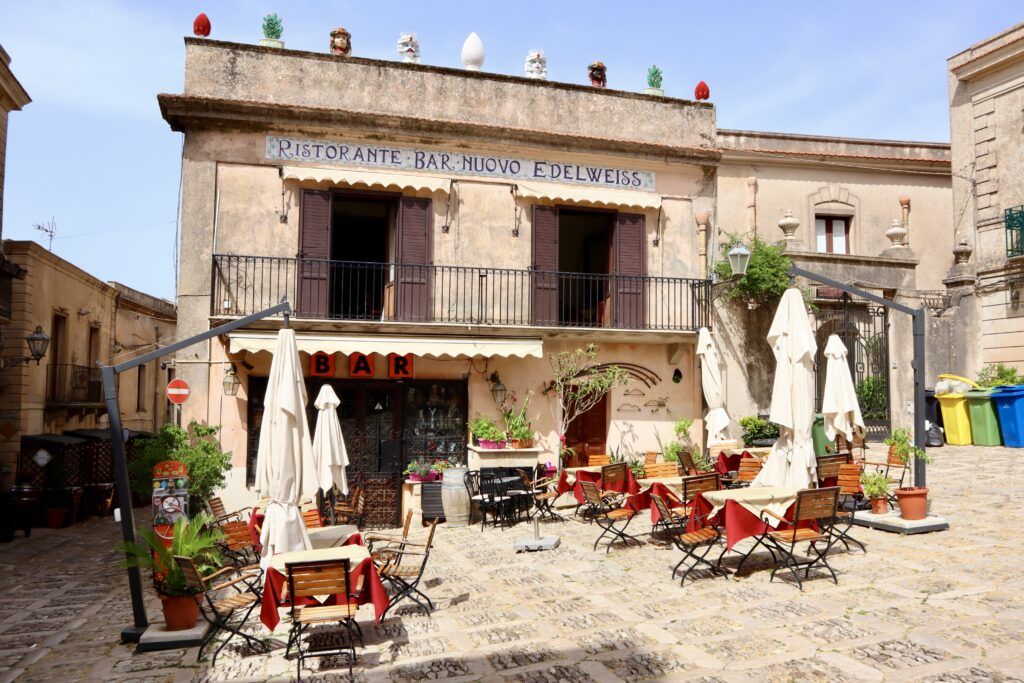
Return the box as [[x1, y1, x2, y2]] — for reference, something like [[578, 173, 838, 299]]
[[965, 388, 1002, 446], [812, 413, 835, 455]]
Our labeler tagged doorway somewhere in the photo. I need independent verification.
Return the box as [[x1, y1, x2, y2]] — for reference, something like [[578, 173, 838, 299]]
[[558, 210, 612, 326], [329, 197, 395, 320], [564, 392, 609, 467]]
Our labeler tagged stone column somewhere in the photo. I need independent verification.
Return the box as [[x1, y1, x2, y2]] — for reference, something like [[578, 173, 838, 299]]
[[899, 196, 911, 247], [943, 238, 975, 288], [694, 211, 710, 279], [746, 177, 757, 237]]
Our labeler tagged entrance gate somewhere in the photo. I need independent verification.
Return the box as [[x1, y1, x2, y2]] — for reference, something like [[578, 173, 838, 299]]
[[814, 294, 891, 441]]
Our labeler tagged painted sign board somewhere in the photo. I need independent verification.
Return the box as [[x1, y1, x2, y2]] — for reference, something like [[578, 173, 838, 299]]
[[310, 351, 336, 377]]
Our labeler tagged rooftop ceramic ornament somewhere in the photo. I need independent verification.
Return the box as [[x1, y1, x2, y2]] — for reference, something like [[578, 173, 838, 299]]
[[461, 32, 484, 71], [261, 13, 284, 48], [694, 80, 710, 100], [193, 13, 211, 37], [588, 61, 607, 88], [397, 32, 420, 63], [525, 50, 547, 80], [329, 26, 352, 56], [645, 64, 663, 96]]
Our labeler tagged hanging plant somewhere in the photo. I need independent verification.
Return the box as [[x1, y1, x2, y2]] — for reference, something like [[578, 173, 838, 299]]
[[713, 233, 811, 309]]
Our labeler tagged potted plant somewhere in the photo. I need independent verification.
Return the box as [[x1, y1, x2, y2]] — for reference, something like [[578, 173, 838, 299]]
[[403, 460, 434, 482], [739, 415, 780, 448], [430, 459, 451, 481], [118, 512, 223, 631], [260, 13, 285, 48], [501, 391, 535, 448], [883, 428, 933, 521], [470, 415, 506, 449], [860, 472, 891, 515]]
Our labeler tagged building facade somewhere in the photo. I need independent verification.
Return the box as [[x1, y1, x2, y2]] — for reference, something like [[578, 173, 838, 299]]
[[0, 241, 176, 487], [0, 44, 31, 342]]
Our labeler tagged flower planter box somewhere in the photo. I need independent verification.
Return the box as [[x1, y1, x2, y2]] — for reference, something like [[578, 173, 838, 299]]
[[477, 439, 507, 450]]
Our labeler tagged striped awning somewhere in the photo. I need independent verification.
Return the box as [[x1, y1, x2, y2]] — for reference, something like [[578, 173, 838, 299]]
[[515, 181, 662, 210], [281, 166, 449, 194], [228, 332, 543, 359]]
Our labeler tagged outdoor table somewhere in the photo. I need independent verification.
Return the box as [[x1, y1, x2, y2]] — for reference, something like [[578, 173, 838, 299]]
[[686, 486, 799, 550], [307, 524, 363, 549], [557, 466, 640, 504], [260, 544, 389, 630], [625, 481, 684, 523], [714, 450, 755, 476], [718, 446, 770, 459]]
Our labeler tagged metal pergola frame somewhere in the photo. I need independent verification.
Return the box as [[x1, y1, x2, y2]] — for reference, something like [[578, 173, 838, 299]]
[[789, 265, 927, 487], [102, 301, 291, 643]]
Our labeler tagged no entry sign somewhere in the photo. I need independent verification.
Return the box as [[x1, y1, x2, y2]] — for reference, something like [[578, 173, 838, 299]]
[[166, 378, 191, 405]]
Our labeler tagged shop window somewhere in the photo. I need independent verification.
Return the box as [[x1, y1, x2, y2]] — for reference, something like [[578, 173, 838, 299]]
[[815, 216, 850, 254]]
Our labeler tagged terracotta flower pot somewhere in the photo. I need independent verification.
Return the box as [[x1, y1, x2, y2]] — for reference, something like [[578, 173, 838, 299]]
[[895, 486, 928, 521], [509, 437, 534, 449], [870, 497, 888, 515], [45, 508, 67, 529], [161, 594, 201, 631]]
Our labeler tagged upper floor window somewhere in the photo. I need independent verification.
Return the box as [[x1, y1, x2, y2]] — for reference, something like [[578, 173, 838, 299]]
[[816, 216, 850, 254]]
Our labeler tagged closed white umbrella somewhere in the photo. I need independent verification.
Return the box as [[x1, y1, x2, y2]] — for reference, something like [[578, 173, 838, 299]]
[[696, 327, 730, 443], [753, 288, 818, 490], [821, 334, 865, 443], [312, 384, 349, 496], [255, 328, 318, 567]]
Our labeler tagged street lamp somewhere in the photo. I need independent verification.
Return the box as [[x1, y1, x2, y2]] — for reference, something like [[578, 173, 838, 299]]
[[488, 371, 507, 405], [727, 244, 751, 277], [3, 325, 50, 368], [222, 364, 241, 396]]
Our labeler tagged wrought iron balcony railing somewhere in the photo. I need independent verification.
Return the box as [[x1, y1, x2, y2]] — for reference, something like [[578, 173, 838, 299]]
[[46, 363, 104, 406], [212, 254, 711, 332], [1007, 205, 1024, 259]]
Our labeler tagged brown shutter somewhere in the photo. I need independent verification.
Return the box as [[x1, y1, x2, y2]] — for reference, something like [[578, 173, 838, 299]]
[[531, 205, 559, 325], [396, 197, 432, 322], [297, 189, 331, 317], [613, 213, 645, 329]]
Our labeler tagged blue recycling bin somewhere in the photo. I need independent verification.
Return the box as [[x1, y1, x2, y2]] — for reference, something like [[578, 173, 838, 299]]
[[992, 385, 1024, 448]]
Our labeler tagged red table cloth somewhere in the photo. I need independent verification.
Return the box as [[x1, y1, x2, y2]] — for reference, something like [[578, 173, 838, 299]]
[[260, 553, 389, 630], [714, 450, 753, 476], [625, 482, 683, 523], [556, 468, 641, 504], [686, 492, 801, 550], [248, 507, 264, 549]]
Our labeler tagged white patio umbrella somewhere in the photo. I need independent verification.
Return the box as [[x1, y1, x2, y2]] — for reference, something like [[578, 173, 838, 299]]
[[312, 384, 349, 496], [254, 328, 318, 567], [821, 334, 866, 443], [696, 327, 730, 443], [753, 288, 819, 489]]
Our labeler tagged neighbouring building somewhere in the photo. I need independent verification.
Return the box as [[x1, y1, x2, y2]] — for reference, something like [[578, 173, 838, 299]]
[[0, 44, 31, 347], [0, 240, 176, 488], [948, 22, 1024, 373]]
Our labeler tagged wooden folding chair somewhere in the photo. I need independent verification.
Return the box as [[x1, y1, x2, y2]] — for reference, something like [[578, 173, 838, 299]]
[[333, 487, 365, 526], [815, 452, 851, 486], [217, 521, 263, 592], [587, 453, 612, 467], [332, 485, 361, 518], [864, 449, 909, 510], [379, 520, 438, 618], [285, 559, 358, 681], [579, 480, 641, 553], [365, 509, 413, 562], [737, 487, 842, 590], [175, 556, 266, 666], [727, 457, 763, 488], [644, 462, 678, 479], [600, 462, 629, 501], [208, 496, 245, 526], [516, 468, 563, 522], [678, 450, 699, 476], [644, 451, 659, 465], [650, 492, 689, 538], [662, 499, 728, 586], [301, 505, 323, 529], [833, 463, 867, 553]]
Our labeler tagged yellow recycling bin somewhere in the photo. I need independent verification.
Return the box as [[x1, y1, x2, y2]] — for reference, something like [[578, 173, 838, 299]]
[[935, 374, 978, 445]]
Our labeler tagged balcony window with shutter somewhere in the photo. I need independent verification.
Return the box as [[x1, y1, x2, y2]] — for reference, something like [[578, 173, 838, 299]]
[[815, 216, 850, 255]]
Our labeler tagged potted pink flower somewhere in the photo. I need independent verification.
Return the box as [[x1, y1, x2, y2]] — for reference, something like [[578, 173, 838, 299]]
[[404, 460, 433, 482]]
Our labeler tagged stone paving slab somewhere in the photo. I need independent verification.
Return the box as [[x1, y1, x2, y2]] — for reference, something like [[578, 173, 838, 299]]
[[1, 444, 1023, 681]]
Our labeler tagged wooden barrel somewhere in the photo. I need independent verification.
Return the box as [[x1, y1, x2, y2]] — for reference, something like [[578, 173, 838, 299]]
[[441, 467, 470, 527]]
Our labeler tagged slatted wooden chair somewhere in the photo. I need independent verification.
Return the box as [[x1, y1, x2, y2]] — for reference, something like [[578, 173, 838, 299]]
[[301, 506, 323, 529], [333, 487, 365, 527], [727, 457, 763, 488], [678, 450, 699, 476], [365, 509, 413, 561], [644, 451, 659, 465], [208, 496, 245, 526], [737, 487, 842, 590], [649, 473, 721, 537], [661, 498, 729, 585], [379, 520, 438, 618], [833, 463, 867, 553], [332, 485, 362, 519], [284, 558, 358, 681], [600, 462, 629, 501], [175, 556, 266, 666], [579, 480, 641, 553], [587, 453, 612, 467], [650, 491, 689, 538], [864, 449, 909, 510], [218, 520, 263, 592], [816, 452, 851, 486], [515, 468, 562, 522], [644, 462, 678, 479]]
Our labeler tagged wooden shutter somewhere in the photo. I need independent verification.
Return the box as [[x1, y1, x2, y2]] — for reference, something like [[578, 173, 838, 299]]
[[531, 205, 559, 325], [396, 197, 432, 322], [297, 189, 331, 318], [613, 213, 645, 329]]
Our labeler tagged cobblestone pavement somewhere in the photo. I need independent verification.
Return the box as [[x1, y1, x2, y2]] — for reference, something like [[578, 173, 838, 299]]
[[2, 445, 1023, 682]]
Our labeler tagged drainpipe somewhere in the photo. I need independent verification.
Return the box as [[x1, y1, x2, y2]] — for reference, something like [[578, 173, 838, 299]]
[[746, 177, 758, 238]]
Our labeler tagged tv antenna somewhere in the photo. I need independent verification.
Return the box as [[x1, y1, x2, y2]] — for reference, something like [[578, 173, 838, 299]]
[[34, 218, 56, 250]]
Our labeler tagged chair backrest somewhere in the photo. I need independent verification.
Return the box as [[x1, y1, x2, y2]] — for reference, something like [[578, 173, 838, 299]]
[[793, 487, 840, 522], [209, 497, 227, 518], [480, 471, 505, 498], [517, 468, 533, 488], [737, 457, 763, 482], [579, 479, 605, 507], [354, 488, 366, 515], [464, 470, 481, 498], [644, 451, 659, 465], [650, 493, 675, 522], [886, 448, 909, 468], [837, 463, 863, 495], [588, 453, 611, 467], [678, 450, 698, 476], [601, 462, 627, 488], [816, 452, 851, 481], [221, 520, 253, 551], [644, 462, 678, 479], [173, 555, 207, 593], [286, 558, 352, 601], [302, 507, 322, 529], [399, 509, 413, 540], [681, 473, 720, 502]]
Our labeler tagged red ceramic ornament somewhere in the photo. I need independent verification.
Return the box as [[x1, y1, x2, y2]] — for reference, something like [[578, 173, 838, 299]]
[[193, 13, 211, 37], [694, 80, 710, 101]]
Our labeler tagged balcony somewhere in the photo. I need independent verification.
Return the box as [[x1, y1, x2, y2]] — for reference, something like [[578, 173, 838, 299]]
[[1007, 205, 1024, 259], [212, 254, 711, 332], [46, 364, 104, 407]]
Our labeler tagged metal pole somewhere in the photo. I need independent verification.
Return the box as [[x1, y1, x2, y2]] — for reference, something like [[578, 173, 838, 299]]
[[102, 364, 148, 643], [912, 310, 927, 487]]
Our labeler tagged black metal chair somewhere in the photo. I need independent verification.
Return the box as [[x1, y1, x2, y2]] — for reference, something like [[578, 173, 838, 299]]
[[284, 558, 358, 681], [465, 470, 509, 530], [379, 520, 438, 617]]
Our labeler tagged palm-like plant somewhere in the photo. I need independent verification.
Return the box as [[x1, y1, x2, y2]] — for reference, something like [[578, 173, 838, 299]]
[[118, 513, 224, 597]]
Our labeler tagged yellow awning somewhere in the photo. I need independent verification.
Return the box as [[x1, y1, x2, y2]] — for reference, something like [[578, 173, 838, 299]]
[[228, 332, 543, 359], [281, 166, 450, 194], [515, 181, 661, 211]]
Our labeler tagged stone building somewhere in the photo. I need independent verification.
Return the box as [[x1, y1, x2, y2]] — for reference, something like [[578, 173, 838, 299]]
[[948, 22, 1024, 373], [0, 44, 30, 346], [0, 241, 176, 487]]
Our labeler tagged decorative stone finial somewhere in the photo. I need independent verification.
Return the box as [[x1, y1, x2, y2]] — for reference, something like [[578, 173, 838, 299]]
[[329, 27, 352, 56], [899, 196, 911, 208], [645, 65, 663, 96], [193, 13, 211, 37], [461, 32, 484, 70], [885, 219, 908, 248], [524, 50, 547, 80], [694, 80, 710, 100], [260, 13, 284, 48], [397, 32, 419, 63], [777, 210, 801, 250], [694, 211, 710, 227], [588, 61, 607, 88], [953, 238, 973, 265], [944, 237, 975, 288]]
